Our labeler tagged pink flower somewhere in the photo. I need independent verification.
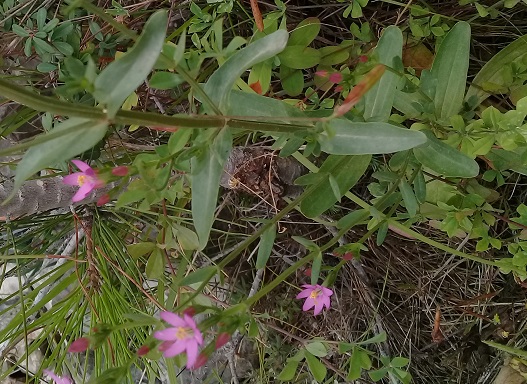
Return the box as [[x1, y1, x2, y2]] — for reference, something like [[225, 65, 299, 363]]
[[43, 370, 72, 384], [63, 160, 103, 202], [315, 70, 328, 78], [154, 311, 203, 369], [296, 284, 333, 315]]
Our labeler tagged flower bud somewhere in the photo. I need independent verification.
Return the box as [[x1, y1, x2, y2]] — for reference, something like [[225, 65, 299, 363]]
[[68, 337, 90, 353], [96, 194, 110, 206], [215, 333, 231, 349], [191, 353, 209, 370], [111, 166, 129, 177], [137, 345, 150, 356]]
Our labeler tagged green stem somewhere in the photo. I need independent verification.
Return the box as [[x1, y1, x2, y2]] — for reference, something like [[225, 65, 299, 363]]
[[0, 79, 313, 134]]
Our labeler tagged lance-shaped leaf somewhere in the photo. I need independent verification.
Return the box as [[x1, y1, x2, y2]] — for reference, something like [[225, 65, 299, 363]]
[[428, 21, 470, 122], [300, 155, 371, 218], [466, 34, 527, 106], [93, 10, 167, 117], [318, 119, 427, 155], [12, 117, 108, 197], [203, 29, 288, 113], [363, 26, 403, 122], [413, 130, 479, 177], [191, 128, 233, 249]]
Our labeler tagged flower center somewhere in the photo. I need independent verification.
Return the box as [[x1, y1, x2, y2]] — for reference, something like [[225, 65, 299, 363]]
[[175, 326, 192, 340], [309, 288, 321, 301], [77, 175, 88, 186]]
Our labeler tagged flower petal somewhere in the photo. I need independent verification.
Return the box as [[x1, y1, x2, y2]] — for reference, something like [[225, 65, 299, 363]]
[[160, 311, 186, 327], [321, 286, 333, 296], [185, 340, 199, 369], [296, 289, 312, 299], [72, 184, 94, 202], [313, 300, 324, 315], [322, 296, 331, 310], [301, 284, 316, 289], [44, 370, 62, 382], [162, 340, 186, 358], [71, 188, 87, 202], [71, 159, 92, 172], [302, 297, 315, 312], [154, 328, 177, 341], [63, 173, 83, 186]]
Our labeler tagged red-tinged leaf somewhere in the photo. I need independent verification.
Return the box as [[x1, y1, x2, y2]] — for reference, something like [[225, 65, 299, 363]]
[[249, 80, 263, 94], [333, 64, 385, 117]]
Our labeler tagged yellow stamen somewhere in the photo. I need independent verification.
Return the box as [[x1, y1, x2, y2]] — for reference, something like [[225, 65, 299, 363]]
[[77, 175, 87, 186], [175, 326, 191, 340], [309, 289, 321, 303]]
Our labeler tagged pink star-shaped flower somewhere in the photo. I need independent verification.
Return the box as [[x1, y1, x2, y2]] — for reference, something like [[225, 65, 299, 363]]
[[43, 369, 72, 384], [154, 311, 203, 369], [63, 160, 104, 202], [296, 284, 333, 315]]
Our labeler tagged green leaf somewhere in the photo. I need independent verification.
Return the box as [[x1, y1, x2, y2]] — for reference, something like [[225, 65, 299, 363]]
[[328, 174, 341, 201], [256, 223, 276, 269], [348, 348, 367, 380], [280, 66, 304, 96], [146, 248, 164, 279], [358, 332, 387, 345], [12, 24, 30, 37], [337, 209, 369, 229], [191, 128, 232, 249], [319, 44, 351, 66], [310, 251, 322, 285], [174, 225, 200, 250], [203, 29, 288, 113], [248, 59, 273, 94], [93, 10, 167, 117], [150, 72, 185, 89], [483, 340, 527, 359], [300, 155, 371, 218], [318, 120, 427, 155], [363, 26, 403, 122], [180, 265, 218, 286], [54, 41, 74, 56], [278, 360, 299, 381], [305, 341, 327, 357], [289, 17, 320, 46], [368, 367, 389, 382], [376, 221, 388, 246], [227, 90, 304, 119], [278, 46, 321, 69], [127, 242, 156, 259], [413, 170, 427, 203], [305, 351, 327, 382], [292, 236, 319, 250], [391, 357, 410, 368], [35, 7, 47, 30], [466, 35, 527, 106], [168, 129, 192, 155], [33, 37, 56, 53], [413, 130, 479, 177], [429, 22, 470, 121], [13, 118, 107, 195], [399, 180, 418, 217]]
